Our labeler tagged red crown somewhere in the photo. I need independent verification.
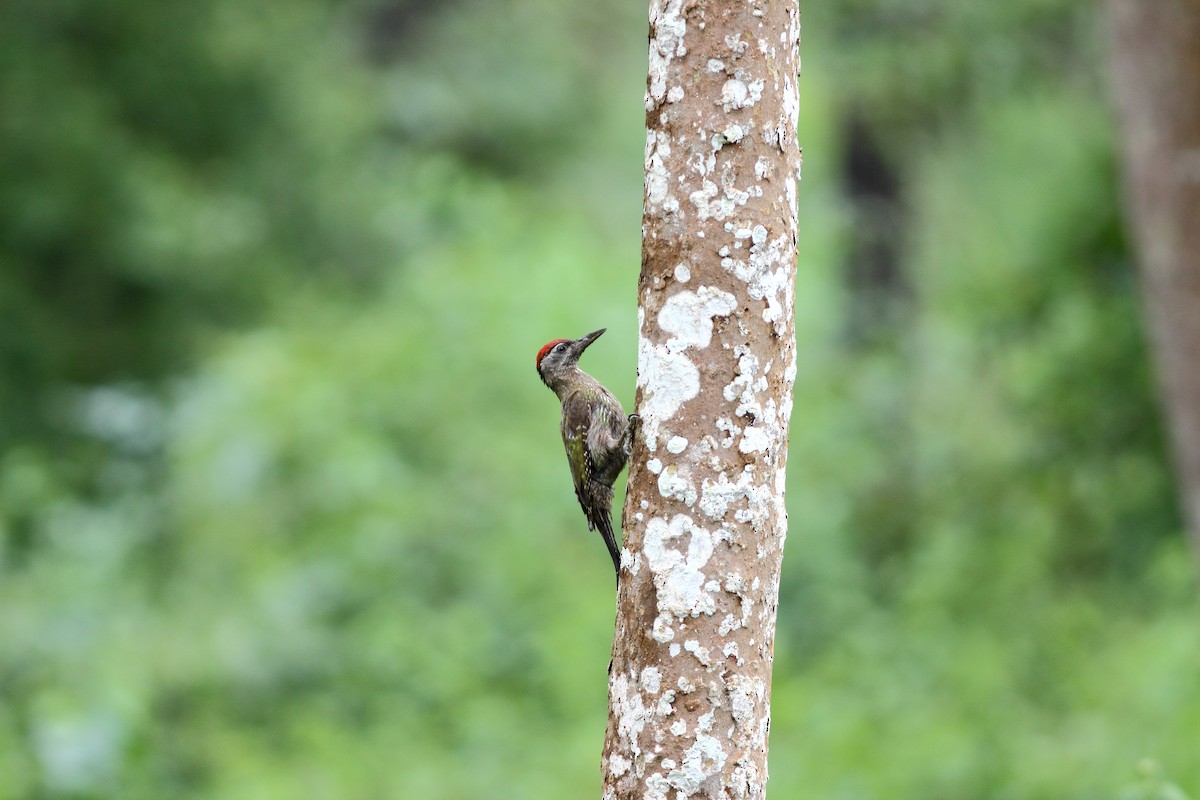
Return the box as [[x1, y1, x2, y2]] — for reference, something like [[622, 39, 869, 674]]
[[536, 338, 570, 369]]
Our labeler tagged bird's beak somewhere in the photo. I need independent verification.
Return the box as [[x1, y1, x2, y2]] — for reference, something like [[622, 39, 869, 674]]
[[574, 328, 606, 355]]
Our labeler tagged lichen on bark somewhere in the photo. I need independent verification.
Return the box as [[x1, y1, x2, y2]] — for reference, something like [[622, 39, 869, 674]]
[[602, 1, 800, 798]]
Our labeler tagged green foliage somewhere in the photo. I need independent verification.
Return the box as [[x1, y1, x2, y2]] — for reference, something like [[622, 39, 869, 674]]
[[1, 0, 1197, 798], [1120, 760, 1193, 800]]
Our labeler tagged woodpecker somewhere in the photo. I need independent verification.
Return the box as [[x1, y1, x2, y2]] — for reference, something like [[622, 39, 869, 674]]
[[536, 328, 637, 580]]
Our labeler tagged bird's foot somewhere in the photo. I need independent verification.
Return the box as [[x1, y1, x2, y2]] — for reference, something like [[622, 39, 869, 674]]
[[623, 414, 641, 457]]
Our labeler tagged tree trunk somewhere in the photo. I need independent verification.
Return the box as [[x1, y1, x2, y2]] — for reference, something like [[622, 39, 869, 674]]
[[602, 2, 800, 798], [1107, 0, 1200, 563]]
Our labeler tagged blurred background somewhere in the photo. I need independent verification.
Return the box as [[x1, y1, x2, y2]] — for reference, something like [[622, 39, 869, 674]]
[[1, 0, 1197, 797]]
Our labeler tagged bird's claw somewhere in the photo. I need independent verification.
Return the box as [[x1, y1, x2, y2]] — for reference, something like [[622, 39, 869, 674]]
[[623, 414, 641, 457]]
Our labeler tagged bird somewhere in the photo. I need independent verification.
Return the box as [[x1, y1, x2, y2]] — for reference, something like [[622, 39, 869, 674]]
[[536, 328, 637, 580]]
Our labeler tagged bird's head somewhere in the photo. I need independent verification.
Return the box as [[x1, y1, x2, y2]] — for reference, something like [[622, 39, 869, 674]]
[[536, 328, 605, 387]]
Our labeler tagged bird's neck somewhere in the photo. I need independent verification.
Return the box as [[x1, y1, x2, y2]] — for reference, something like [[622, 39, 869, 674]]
[[549, 367, 596, 400]]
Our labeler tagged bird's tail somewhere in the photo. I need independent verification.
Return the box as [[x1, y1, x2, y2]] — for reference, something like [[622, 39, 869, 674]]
[[595, 509, 621, 582], [585, 482, 621, 582]]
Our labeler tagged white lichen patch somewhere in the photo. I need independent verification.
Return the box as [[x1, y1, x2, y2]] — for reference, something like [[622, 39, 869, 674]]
[[688, 181, 720, 220], [727, 675, 765, 731], [674, 263, 691, 283], [739, 425, 771, 454], [701, 477, 735, 520], [719, 79, 748, 110], [665, 734, 727, 795], [657, 689, 677, 716], [638, 342, 699, 452], [684, 639, 713, 666], [690, 176, 762, 221], [699, 470, 740, 519], [719, 77, 764, 111], [714, 417, 740, 448], [644, 514, 717, 618], [652, 613, 675, 643], [644, 131, 679, 214], [739, 593, 755, 629], [644, 773, 670, 800], [721, 345, 788, 459], [639, 288, 737, 450], [610, 671, 650, 768], [657, 463, 697, 507], [641, 666, 664, 695], [647, 0, 689, 110], [660, 285, 734, 349], [687, 141, 717, 178], [718, 231, 794, 338], [724, 32, 750, 55], [700, 466, 775, 529], [779, 72, 799, 153], [666, 435, 688, 454], [755, 156, 771, 181]]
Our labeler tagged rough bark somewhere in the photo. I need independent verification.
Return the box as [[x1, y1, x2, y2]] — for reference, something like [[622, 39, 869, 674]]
[[1107, 0, 1200, 562], [602, 2, 800, 798]]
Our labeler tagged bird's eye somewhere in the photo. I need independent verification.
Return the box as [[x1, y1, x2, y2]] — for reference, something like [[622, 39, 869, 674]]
[[554, 342, 567, 352]]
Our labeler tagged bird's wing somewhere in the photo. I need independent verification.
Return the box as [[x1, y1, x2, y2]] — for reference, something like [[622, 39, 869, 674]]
[[561, 391, 595, 519], [586, 394, 624, 456], [561, 390, 622, 578]]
